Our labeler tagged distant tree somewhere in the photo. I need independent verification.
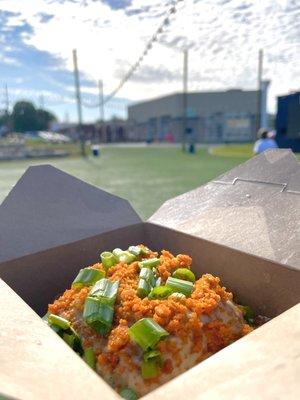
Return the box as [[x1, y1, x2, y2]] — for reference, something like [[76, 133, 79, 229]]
[[12, 101, 38, 132], [11, 101, 57, 132], [36, 108, 57, 130]]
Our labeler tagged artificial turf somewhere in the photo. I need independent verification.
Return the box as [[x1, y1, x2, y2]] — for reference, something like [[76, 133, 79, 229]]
[[0, 145, 256, 219]]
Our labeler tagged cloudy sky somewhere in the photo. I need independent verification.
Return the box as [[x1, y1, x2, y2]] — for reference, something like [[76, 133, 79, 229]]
[[0, 0, 299, 122]]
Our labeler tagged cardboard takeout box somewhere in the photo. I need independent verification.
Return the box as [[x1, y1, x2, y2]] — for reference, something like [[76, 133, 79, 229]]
[[0, 149, 299, 400]]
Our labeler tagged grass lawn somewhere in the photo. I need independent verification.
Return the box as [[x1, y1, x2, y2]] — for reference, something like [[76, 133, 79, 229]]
[[0, 145, 250, 219]]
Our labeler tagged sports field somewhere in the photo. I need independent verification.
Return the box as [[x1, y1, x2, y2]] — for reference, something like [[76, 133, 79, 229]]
[[0, 144, 296, 219]]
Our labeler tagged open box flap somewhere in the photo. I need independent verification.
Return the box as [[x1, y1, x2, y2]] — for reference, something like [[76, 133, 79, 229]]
[[0, 165, 141, 263], [150, 149, 300, 269], [0, 278, 119, 400], [142, 303, 300, 400]]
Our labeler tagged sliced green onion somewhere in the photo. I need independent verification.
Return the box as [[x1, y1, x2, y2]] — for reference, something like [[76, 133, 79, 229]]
[[100, 252, 117, 270], [83, 297, 114, 335], [148, 285, 173, 300], [69, 326, 83, 355], [139, 268, 156, 287], [63, 332, 75, 348], [118, 251, 136, 264], [155, 277, 162, 287], [49, 324, 61, 334], [169, 292, 186, 299], [141, 359, 159, 379], [137, 268, 156, 298], [241, 305, 254, 325], [128, 245, 143, 256], [120, 388, 138, 400], [90, 278, 119, 304], [84, 347, 96, 370], [72, 267, 105, 288], [172, 268, 196, 283], [112, 248, 123, 257], [48, 314, 71, 330], [143, 349, 161, 362], [139, 258, 160, 269], [128, 318, 169, 351], [166, 277, 194, 297], [137, 279, 151, 299]]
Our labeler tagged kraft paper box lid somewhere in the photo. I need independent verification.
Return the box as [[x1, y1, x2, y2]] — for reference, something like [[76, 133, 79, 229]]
[[0, 149, 299, 268], [150, 149, 300, 269], [0, 164, 141, 263], [0, 150, 299, 400]]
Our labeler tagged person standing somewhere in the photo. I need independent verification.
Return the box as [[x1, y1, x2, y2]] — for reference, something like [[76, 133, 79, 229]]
[[253, 128, 278, 154]]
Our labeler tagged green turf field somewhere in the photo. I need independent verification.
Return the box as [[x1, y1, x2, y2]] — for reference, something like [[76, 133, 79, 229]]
[[0, 144, 297, 219]]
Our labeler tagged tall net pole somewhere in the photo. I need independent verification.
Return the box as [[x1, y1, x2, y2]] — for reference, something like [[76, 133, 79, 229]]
[[72, 49, 86, 156]]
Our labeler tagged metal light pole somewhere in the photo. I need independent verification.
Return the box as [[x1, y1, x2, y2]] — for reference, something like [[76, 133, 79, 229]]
[[256, 49, 263, 134], [182, 49, 188, 152], [72, 49, 86, 156]]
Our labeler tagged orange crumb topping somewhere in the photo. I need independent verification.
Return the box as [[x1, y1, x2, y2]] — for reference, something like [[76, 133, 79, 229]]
[[47, 246, 250, 376]]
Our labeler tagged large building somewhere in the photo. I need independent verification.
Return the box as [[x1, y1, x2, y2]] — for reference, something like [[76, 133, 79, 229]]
[[128, 89, 264, 143]]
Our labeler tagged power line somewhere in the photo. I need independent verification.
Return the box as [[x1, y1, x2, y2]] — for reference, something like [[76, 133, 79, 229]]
[[82, 0, 184, 109]]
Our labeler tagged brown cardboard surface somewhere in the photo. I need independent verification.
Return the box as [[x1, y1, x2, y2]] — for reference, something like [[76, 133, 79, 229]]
[[150, 149, 300, 269], [0, 221, 299, 319], [142, 303, 300, 400], [0, 153, 299, 400], [145, 223, 300, 317], [0, 223, 144, 316], [0, 278, 119, 400], [0, 165, 141, 263]]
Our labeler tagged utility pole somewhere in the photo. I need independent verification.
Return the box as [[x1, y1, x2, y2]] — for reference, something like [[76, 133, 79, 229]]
[[98, 79, 105, 143], [98, 79, 104, 122], [4, 84, 9, 114], [182, 49, 188, 152], [256, 49, 263, 134], [72, 49, 85, 156]]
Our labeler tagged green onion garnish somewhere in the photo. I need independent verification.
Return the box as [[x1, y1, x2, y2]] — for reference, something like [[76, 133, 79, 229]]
[[137, 268, 156, 298], [118, 251, 136, 264], [48, 314, 71, 330], [100, 252, 117, 271], [143, 349, 161, 362], [63, 332, 75, 348], [137, 279, 152, 299], [139, 258, 160, 269], [49, 324, 61, 334], [83, 297, 114, 335], [128, 245, 150, 257], [169, 292, 186, 299], [112, 248, 136, 264], [166, 277, 194, 297], [90, 278, 119, 304], [141, 359, 159, 379], [148, 285, 173, 300], [128, 246, 143, 256], [172, 268, 196, 283], [139, 268, 156, 287], [112, 248, 123, 257], [128, 318, 169, 351], [72, 268, 105, 288], [120, 388, 138, 400], [84, 347, 96, 370], [241, 305, 255, 325], [155, 277, 162, 287]]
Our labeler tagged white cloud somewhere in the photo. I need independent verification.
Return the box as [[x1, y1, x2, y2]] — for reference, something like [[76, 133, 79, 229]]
[[1, 0, 300, 113]]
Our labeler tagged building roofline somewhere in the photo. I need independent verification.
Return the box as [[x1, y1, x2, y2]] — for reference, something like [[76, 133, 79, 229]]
[[128, 88, 258, 108]]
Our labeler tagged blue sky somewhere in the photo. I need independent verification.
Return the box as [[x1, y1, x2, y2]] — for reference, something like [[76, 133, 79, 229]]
[[0, 0, 299, 122]]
